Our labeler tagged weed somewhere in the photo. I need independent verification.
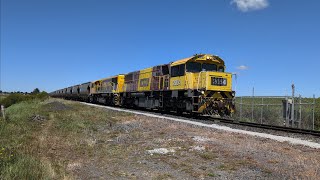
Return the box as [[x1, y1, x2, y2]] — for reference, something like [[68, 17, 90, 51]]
[[199, 152, 217, 160], [154, 173, 173, 180], [208, 173, 216, 177], [217, 164, 226, 170]]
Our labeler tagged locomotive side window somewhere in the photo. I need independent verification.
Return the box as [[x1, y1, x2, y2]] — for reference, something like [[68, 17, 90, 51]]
[[162, 65, 169, 75], [125, 73, 133, 82], [218, 66, 224, 72], [171, 64, 185, 77], [186, 62, 201, 72], [112, 77, 118, 84], [171, 66, 179, 77], [202, 63, 217, 71], [178, 64, 185, 76]]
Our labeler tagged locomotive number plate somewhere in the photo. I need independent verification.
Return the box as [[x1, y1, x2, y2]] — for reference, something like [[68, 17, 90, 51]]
[[172, 80, 181, 86], [211, 77, 227, 86]]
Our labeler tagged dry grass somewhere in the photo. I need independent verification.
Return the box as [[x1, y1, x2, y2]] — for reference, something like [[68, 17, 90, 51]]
[[1, 98, 320, 179]]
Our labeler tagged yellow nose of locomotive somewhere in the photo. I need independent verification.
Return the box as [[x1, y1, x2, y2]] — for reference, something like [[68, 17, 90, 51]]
[[185, 71, 232, 92]]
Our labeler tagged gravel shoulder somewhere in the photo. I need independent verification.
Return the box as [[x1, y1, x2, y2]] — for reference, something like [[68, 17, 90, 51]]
[[63, 102, 320, 179]]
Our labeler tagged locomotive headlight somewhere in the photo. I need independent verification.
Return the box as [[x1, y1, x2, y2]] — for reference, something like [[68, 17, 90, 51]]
[[201, 91, 205, 94]]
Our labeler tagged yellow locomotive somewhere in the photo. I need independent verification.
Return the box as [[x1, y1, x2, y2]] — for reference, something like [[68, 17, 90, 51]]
[[51, 54, 235, 116]]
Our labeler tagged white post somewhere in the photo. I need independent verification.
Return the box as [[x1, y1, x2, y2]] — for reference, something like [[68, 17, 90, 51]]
[[1, 105, 5, 120]]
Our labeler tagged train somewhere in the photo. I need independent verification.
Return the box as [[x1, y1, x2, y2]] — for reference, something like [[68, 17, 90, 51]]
[[50, 54, 235, 117]]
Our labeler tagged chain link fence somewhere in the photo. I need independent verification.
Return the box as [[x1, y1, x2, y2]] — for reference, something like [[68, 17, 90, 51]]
[[233, 96, 316, 130]]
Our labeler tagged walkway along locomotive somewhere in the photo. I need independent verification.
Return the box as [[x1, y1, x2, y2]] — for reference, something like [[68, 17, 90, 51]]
[[51, 54, 235, 116]]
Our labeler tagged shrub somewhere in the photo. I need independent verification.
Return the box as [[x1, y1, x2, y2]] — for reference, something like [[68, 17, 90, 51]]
[[36, 91, 49, 100], [0, 92, 49, 108], [0, 94, 30, 108]]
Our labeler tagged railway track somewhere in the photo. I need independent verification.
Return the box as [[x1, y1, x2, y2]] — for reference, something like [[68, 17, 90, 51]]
[[77, 100, 320, 137], [208, 117, 320, 137]]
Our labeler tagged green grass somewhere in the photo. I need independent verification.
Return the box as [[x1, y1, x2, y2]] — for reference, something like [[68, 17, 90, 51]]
[[0, 100, 52, 179], [0, 98, 131, 179], [0, 152, 50, 180], [207, 173, 216, 177]]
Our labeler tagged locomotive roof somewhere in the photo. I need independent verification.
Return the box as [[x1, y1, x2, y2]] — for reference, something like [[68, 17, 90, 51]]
[[93, 74, 125, 83], [171, 54, 225, 66]]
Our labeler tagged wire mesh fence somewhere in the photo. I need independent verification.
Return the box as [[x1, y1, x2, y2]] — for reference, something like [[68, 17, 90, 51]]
[[233, 95, 316, 130]]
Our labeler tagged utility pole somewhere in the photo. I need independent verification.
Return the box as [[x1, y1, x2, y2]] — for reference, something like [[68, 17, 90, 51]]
[[291, 84, 295, 127]]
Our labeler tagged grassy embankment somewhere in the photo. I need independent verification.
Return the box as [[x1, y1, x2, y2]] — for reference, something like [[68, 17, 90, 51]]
[[0, 95, 130, 179]]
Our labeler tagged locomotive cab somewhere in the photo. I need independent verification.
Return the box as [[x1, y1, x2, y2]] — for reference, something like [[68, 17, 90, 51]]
[[169, 54, 235, 116]]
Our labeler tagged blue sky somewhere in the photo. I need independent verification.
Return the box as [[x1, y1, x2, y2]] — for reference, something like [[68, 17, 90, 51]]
[[1, 0, 320, 97]]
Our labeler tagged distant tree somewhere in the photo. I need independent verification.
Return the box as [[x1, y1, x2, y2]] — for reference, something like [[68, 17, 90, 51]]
[[31, 88, 40, 94], [0, 90, 2, 94]]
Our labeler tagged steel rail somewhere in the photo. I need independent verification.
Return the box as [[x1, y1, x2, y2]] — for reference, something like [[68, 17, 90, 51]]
[[209, 117, 320, 137]]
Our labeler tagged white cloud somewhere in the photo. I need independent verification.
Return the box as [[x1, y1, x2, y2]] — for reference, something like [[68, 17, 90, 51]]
[[231, 0, 269, 12], [236, 65, 249, 70]]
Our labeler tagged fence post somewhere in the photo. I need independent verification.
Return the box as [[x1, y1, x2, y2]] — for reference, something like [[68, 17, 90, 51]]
[[260, 97, 263, 124], [1, 105, 5, 120], [312, 94, 315, 130], [251, 87, 254, 121], [240, 96, 243, 121], [285, 96, 289, 127], [291, 84, 295, 127], [299, 95, 301, 129]]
